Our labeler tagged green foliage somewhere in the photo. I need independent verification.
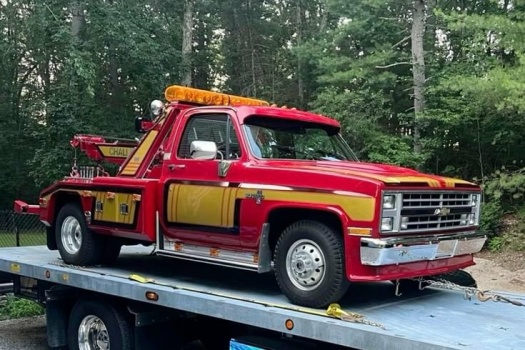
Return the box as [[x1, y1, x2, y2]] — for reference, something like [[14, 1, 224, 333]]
[[2, 0, 525, 225], [479, 201, 504, 235], [483, 167, 525, 211], [481, 168, 525, 252], [0, 296, 44, 321]]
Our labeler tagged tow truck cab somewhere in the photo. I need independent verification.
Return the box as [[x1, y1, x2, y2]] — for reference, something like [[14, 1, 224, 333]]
[[15, 85, 486, 308]]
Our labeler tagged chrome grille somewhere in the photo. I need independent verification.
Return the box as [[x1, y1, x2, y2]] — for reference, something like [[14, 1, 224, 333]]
[[401, 193, 473, 232]]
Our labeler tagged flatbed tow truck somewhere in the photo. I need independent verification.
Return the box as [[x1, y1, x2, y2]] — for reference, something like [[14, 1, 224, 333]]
[[0, 245, 524, 349], [3, 85, 524, 349]]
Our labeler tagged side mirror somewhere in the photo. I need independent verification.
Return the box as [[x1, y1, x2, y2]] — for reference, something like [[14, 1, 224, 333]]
[[190, 141, 217, 160]]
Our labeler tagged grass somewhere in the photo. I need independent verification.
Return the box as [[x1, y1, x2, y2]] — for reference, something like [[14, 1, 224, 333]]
[[0, 231, 46, 248], [0, 295, 45, 321]]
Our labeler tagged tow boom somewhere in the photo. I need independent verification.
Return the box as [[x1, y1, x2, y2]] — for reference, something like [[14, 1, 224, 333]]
[[70, 134, 138, 165]]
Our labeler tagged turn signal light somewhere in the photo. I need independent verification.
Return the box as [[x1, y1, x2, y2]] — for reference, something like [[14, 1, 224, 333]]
[[285, 319, 294, 330], [145, 291, 159, 301]]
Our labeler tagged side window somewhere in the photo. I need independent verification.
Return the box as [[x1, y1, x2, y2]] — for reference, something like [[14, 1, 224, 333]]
[[177, 113, 242, 160]]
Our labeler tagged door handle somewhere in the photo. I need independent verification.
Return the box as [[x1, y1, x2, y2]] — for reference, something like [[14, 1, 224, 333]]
[[168, 164, 186, 171]]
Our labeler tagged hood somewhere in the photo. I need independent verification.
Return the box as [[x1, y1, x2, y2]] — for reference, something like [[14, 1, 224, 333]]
[[258, 160, 478, 189]]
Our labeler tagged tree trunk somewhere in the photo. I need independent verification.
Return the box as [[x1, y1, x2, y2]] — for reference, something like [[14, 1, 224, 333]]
[[411, 0, 426, 169], [296, 0, 304, 108], [70, 0, 83, 42], [181, 0, 194, 86]]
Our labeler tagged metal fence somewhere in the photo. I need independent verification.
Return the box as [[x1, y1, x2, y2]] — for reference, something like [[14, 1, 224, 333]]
[[0, 210, 46, 248]]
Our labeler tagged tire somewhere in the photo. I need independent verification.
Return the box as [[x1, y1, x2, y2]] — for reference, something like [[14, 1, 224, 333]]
[[273, 220, 350, 308], [55, 203, 103, 266], [67, 298, 133, 350]]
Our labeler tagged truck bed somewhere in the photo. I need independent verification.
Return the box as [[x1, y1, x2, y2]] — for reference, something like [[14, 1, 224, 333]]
[[1, 246, 523, 350]]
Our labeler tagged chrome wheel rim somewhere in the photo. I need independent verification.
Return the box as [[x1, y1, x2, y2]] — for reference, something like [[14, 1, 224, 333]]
[[61, 216, 82, 255], [78, 315, 110, 350], [286, 239, 326, 291]]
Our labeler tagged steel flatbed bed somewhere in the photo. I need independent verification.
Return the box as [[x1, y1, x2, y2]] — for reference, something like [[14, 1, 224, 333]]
[[1, 245, 524, 350]]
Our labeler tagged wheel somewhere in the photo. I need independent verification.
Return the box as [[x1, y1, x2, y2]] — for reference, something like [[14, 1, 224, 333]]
[[67, 298, 133, 350], [273, 220, 349, 308], [55, 203, 103, 266], [100, 239, 122, 265]]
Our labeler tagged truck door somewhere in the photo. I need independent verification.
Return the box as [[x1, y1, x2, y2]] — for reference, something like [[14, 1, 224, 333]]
[[161, 110, 245, 247]]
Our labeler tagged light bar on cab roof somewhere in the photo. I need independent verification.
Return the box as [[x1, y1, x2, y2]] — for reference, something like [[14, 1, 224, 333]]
[[164, 85, 269, 106]]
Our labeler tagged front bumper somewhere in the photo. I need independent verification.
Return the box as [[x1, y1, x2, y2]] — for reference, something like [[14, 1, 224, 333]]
[[360, 231, 487, 266]]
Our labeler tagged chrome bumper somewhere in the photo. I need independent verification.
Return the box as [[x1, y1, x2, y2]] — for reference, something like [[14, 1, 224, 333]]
[[360, 232, 487, 266]]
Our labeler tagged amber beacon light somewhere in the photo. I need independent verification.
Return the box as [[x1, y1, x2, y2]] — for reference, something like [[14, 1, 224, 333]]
[[164, 85, 269, 106]]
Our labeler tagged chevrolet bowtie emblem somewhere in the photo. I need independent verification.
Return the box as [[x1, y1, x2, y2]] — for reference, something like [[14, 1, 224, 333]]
[[434, 207, 451, 216]]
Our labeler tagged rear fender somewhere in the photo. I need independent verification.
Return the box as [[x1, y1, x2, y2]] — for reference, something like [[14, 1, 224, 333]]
[[44, 191, 86, 250]]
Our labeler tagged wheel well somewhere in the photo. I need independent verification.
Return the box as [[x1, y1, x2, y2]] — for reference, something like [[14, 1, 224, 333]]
[[47, 192, 82, 250], [267, 208, 344, 254]]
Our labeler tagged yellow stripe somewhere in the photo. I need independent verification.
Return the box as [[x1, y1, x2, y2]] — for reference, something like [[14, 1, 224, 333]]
[[228, 188, 237, 227], [167, 186, 174, 222], [235, 189, 375, 222], [441, 177, 475, 187], [300, 166, 442, 187], [222, 188, 232, 226], [172, 184, 178, 222], [98, 145, 134, 159], [121, 130, 159, 176], [175, 185, 225, 226]]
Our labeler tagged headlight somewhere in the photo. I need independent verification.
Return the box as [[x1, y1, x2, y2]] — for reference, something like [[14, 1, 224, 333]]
[[383, 195, 396, 209], [381, 217, 393, 231]]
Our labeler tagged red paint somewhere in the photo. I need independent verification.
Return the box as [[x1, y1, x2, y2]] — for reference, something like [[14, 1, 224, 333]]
[[15, 100, 482, 283]]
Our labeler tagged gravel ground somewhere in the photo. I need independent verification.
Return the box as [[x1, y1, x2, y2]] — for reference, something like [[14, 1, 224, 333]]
[[0, 255, 523, 349], [464, 254, 525, 294], [0, 316, 47, 350]]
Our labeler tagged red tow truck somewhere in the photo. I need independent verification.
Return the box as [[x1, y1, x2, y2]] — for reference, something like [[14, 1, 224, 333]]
[[15, 84, 486, 309]]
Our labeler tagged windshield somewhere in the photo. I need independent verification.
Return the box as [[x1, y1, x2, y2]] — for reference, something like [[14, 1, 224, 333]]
[[243, 116, 358, 161]]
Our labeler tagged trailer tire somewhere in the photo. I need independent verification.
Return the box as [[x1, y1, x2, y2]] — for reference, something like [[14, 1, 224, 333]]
[[55, 203, 102, 266], [274, 220, 349, 308], [67, 298, 133, 350]]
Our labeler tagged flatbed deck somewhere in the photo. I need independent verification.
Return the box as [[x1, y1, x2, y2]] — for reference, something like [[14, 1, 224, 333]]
[[1, 246, 524, 350]]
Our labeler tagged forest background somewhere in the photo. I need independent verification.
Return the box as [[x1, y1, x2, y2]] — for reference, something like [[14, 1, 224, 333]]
[[1, 0, 524, 252]]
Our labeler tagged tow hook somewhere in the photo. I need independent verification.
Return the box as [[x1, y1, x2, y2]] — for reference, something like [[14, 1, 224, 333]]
[[394, 280, 402, 296]]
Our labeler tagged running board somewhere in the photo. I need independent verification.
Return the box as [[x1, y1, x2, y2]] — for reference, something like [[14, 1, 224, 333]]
[[156, 223, 272, 273]]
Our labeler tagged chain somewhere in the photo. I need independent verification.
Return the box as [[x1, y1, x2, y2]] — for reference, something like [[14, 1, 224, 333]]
[[70, 148, 79, 177], [412, 277, 524, 307], [392, 248, 524, 307], [340, 315, 386, 330]]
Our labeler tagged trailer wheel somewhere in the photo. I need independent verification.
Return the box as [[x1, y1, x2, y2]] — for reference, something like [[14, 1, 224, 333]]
[[68, 298, 133, 350], [273, 220, 349, 308], [56, 203, 102, 266]]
